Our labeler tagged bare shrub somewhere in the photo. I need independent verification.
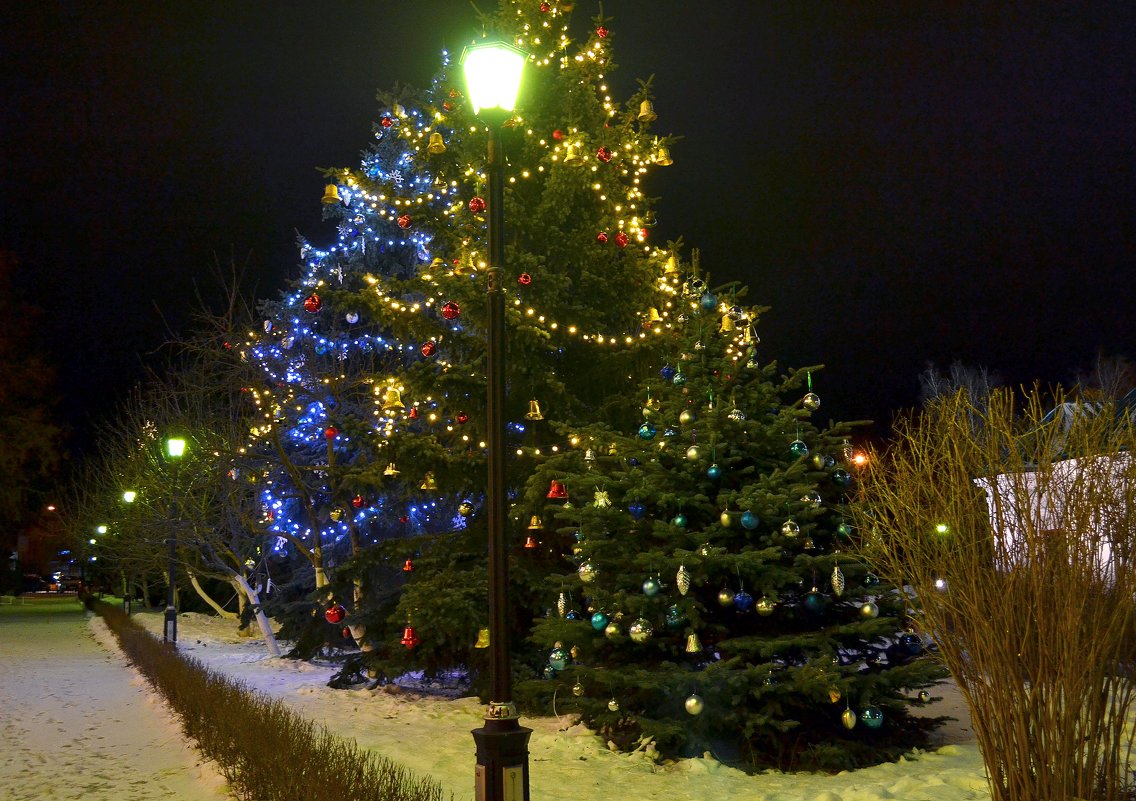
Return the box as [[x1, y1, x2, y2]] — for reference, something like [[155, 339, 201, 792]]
[[853, 389, 1136, 801]]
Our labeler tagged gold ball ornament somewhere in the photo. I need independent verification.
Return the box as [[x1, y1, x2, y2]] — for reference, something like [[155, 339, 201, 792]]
[[684, 694, 705, 715], [717, 588, 735, 607], [842, 708, 857, 730], [607, 698, 620, 712], [860, 600, 879, 618], [679, 409, 695, 425], [756, 595, 776, 616]]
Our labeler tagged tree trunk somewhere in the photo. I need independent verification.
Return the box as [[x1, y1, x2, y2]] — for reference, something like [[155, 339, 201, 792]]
[[232, 573, 281, 657], [188, 571, 237, 620]]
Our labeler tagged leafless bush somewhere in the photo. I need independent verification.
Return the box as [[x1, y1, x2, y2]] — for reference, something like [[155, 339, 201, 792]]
[[853, 389, 1136, 801]]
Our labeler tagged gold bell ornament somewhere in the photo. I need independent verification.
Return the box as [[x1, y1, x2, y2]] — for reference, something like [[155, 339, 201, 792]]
[[527, 515, 543, 530], [383, 462, 400, 477], [685, 632, 702, 653], [637, 99, 657, 122], [719, 314, 735, 334], [427, 132, 447, 154], [420, 472, 437, 490], [653, 146, 673, 166], [546, 480, 569, 500], [381, 387, 404, 411], [563, 142, 584, 166], [321, 183, 341, 204], [524, 399, 544, 420], [473, 628, 490, 648], [429, 256, 446, 270], [644, 307, 663, 327], [523, 534, 539, 549]]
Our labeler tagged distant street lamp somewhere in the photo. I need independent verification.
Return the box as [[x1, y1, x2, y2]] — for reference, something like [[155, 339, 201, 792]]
[[462, 39, 531, 801], [164, 437, 187, 644], [122, 489, 137, 613]]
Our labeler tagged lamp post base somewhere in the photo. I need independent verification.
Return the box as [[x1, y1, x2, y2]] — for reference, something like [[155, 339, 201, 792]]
[[471, 718, 532, 801], [163, 605, 177, 645]]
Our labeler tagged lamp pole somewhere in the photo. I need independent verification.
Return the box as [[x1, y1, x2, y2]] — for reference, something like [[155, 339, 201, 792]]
[[164, 437, 186, 645], [122, 490, 136, 614], [462, 40, 532, 801]]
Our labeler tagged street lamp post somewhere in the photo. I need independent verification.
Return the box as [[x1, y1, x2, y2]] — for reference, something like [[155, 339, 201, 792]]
[[122, 490, 137, 614], [164, 437, 187, 645], [462, 40, 531, 801]]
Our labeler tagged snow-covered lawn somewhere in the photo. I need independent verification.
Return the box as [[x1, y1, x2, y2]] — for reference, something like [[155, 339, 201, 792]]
[[129, 608, 993, 801], [0, 598, 228, 801]]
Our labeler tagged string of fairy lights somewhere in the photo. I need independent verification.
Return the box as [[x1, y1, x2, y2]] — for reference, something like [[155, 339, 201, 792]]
[[239, 3, 756, 550]]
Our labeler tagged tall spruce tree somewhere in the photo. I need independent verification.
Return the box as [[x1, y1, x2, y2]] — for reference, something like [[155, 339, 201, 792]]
[[515, 278, 945, 771], [241, 2, 680, 674]]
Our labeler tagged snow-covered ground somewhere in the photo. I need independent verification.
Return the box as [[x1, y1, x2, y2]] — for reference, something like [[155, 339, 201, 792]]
[[0, 598, 229, 801], [127, 608, 993, 801]]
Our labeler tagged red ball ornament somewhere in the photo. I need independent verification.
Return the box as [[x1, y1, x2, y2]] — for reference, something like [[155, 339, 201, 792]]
[[442, 101, 454, 112], [352, 495, 365, 509], [324, 426, 339, 440], [324, 604, 346, 624], [397, 214, 411, 229], [596, 146, 613, 163], [457, 412, 470, 424], [421, 341, 437, 357], [640, 227, 649, 239], [517, 273, 532, 285], [342, 627, 352, 639], [440, 300, 461, 320], [303, 293, 322, 313], [468, 196, 487, 213], [408, 407, 420, 420], [596, 231, 609, 244], [596, 25, 609, 38], [552, 129, 564, 140], [222, 341, 232, 350], [614, 232, 630, 248], [399, 515, 410, 524], [540, 1, 551, 11], [380, 116, 394, 128]]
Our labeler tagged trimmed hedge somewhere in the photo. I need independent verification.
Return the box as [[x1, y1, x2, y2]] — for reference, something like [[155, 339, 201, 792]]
[[88, 598, 449, 801]]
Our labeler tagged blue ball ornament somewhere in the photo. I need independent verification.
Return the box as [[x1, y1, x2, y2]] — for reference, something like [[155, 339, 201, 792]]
[[734, 590, 755, 612], [900, 632, 923, 655], [860, 706, 884, 729], [790, 439, 810, 458], [803, 590, 828, 615], [638, 423, 657, 440], [707, 463, 722, 480], [566, 610, 580, 621], [699, 292, 717, 310], [629, 457, 641, 467], [542, 665, 557, 679], [591, 611, 609, 631], [740, 511, 759, 530], [672, 513, 688, 528], [660, 364, 676, 381], [629, 501, 646, 519]]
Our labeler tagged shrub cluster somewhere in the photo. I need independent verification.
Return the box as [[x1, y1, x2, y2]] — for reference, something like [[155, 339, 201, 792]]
[[88, 599, 448, 801]]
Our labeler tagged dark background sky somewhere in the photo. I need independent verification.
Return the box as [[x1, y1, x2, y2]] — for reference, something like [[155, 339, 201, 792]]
[[3, 2, 1133, 447]]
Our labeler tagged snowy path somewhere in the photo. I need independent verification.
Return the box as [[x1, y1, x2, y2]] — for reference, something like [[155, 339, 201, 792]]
[[0, 598, 229, 801]]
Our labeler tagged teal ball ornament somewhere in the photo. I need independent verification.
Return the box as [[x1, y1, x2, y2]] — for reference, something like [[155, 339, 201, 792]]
[[699, 292, 717, 310], [638, 422, 657, 440], [832, 468, 852, 486], [543, 665, 557, 679], [837, 522, 854, 537], [740, 511, 759, 530], [672, 513, 688, 528], [672, 371, 687, 386], [803, 590, 828, 615], [548, 647, 568, 671], [790, 439, 810, 458], [684, 694, 705, 715], [665, 605, 684, 628], [860, 706, 884, 729], [707, 463, 722, 480], [863, 573, 880, 588], [591, 611, 609, 631], [642, 577, 662, 597]]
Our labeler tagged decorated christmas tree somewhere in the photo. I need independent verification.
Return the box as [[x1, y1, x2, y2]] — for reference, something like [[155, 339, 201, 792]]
[[240, 1, 682, 674], [515, 276, 946, 771]]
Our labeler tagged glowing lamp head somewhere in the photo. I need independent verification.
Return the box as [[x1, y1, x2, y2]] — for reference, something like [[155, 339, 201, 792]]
[[96, 525, 107, 535], [461, 41, 526, 117], [166, 438, 187, 459], [122, 490, 137, 503]]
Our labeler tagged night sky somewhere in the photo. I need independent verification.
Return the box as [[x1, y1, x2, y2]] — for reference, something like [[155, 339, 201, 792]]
[[3, 2, 1133, 445]]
